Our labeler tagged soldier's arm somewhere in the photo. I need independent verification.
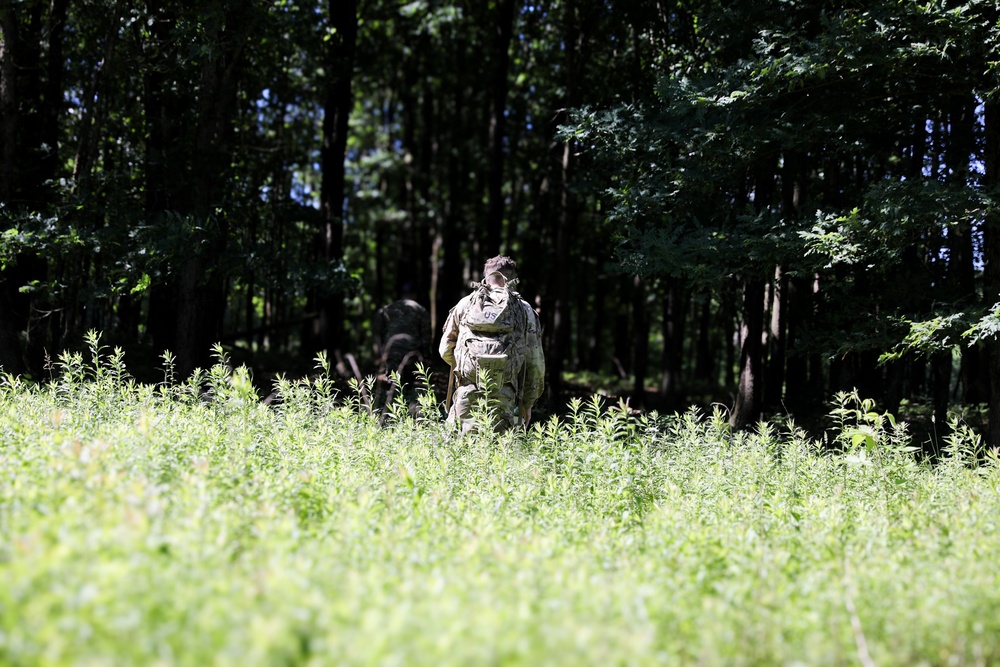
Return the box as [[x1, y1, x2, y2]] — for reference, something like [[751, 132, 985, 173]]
[[520, 301, 545, 408], [438, 304, 462, 367]]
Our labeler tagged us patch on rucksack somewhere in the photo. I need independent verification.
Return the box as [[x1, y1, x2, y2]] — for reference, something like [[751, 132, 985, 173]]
[[455, 283, 527, 389]]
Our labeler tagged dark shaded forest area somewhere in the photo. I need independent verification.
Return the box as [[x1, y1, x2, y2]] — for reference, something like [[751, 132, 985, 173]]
[[3, 0, 1000, 447]]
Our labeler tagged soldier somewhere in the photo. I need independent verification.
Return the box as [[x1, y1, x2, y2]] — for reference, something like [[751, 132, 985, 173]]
[[439, 256, 545, 433], [374, 284, 431, 411]]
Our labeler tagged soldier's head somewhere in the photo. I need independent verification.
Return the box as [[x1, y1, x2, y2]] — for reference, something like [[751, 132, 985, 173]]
[[483, 255, 517, 287]]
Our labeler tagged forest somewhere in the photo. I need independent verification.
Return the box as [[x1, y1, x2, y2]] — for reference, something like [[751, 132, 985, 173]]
[[3, 0, 1000, 446]]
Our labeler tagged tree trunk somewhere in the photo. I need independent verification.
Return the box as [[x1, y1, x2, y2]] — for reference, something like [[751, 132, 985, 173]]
[[315, 0, 357, 356], [947, 93, 987, 405], [631, 275, 650, 408], [722, 285, 738, 389], [484, 0, 517, 256], [0, 6, 25, 374], [661, 279, 689, 412], [439, 63, 466, 333], [72, 0, 120, 193], [0, 7, 15, 205], [176, 5, 244, 376], [694, 292, 713, 388], [144, 7, 182, 358], [784, 275, 812, 409], [0, 2, 65, 375], [587, 272, 607, 372], [612, 274, 632, 380], [763, 264, 787, 408], [546, 0, 589, 406], [808, 274, 825, 398], [982, 97, 1000, 446], [730, 276, 765, 430], [549, 141, 574, 400], [930, 350, 952, 455], [731, 151, 776, 428]]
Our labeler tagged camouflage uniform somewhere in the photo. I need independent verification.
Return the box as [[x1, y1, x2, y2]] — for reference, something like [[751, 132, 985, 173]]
[[439, 290, 545, 434], [375, 298, 430, 408]]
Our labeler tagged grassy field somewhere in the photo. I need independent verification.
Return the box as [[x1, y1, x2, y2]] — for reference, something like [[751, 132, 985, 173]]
[[3, 340, 1000, 666]]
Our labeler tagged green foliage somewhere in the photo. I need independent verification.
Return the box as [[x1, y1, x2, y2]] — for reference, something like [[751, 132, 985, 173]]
[[828, 390, 916, 460], [3, 346, 1000, 664], [6, 0, 1000, 420], [962, 302, 1000, 345], [564, 0, 1000, 376], [880, 300, 1000, 364], [880, 311, 972, 362], [0, 209, 86, 274]]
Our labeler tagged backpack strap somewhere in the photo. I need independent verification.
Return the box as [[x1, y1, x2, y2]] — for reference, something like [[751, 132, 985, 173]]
[[457, 281, 489, 328]]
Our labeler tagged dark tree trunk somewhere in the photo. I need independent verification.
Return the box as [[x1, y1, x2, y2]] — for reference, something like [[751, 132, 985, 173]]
[[419, 58, 445, 331], [908, 356, 927, 401], [0, 2, 66, 375], [439, 55, 467, 334], [315, 0, 358, 356], [484, 0, 517, 256], [631, 275, 650, 408], [722, 286, 738, 389], [730, 276, 765, 430], [546, 0, 590, 405], [731, 151, 776, 428], [612, 275, 632, 380], [694, 292, 713, 388], [72, 0, 119, 194], [930, 350, 952, 455], [773, 148, 806, 411], [0, 7, 15, 205], [141, 4, 247, 376], [661, 279, 689, 412], [175, 255, 217, 377], [947, 93, 988, 405], [0, 6, 26, 374], [763, 264, 787, 409], [144, 7, 182, 358], [884, 357, 905, 416], [574, 265, 590, 371], [399, 48, 421, 301], [183, 8, 241, 375], [587, 272, 608, 372], [982, 97, 1000, 446], [784, 275, 811, 409], [549, 141, 574, 400]]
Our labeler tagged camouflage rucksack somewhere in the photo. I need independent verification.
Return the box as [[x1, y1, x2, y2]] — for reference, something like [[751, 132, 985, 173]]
[[455, 282, 527, 390]]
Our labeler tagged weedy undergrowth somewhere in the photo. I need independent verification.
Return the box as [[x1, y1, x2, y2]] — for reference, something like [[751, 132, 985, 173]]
[[828, 389, 915, 460], [2, 340, 1000, 666]]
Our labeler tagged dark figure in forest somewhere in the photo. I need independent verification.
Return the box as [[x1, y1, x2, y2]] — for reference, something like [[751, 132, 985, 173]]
[[374, 286, 430, 411], [439, 256, 545, 433]]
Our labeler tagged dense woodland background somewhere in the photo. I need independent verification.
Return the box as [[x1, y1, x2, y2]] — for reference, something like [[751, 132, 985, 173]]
[[3, 0, 1000, 446]]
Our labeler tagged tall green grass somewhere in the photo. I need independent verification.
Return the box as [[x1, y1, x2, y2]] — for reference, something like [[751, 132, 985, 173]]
[[2, 334, 1000, 666]]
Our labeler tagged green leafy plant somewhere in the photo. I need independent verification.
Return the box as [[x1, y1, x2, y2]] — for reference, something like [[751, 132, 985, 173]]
[[4, 340, 1000, 666], [828, 390, 915, 461]]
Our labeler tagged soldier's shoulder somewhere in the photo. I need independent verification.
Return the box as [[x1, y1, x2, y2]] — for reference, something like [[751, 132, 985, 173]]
[[443, 294, 473, 324], [518, 297, 538, 317]]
